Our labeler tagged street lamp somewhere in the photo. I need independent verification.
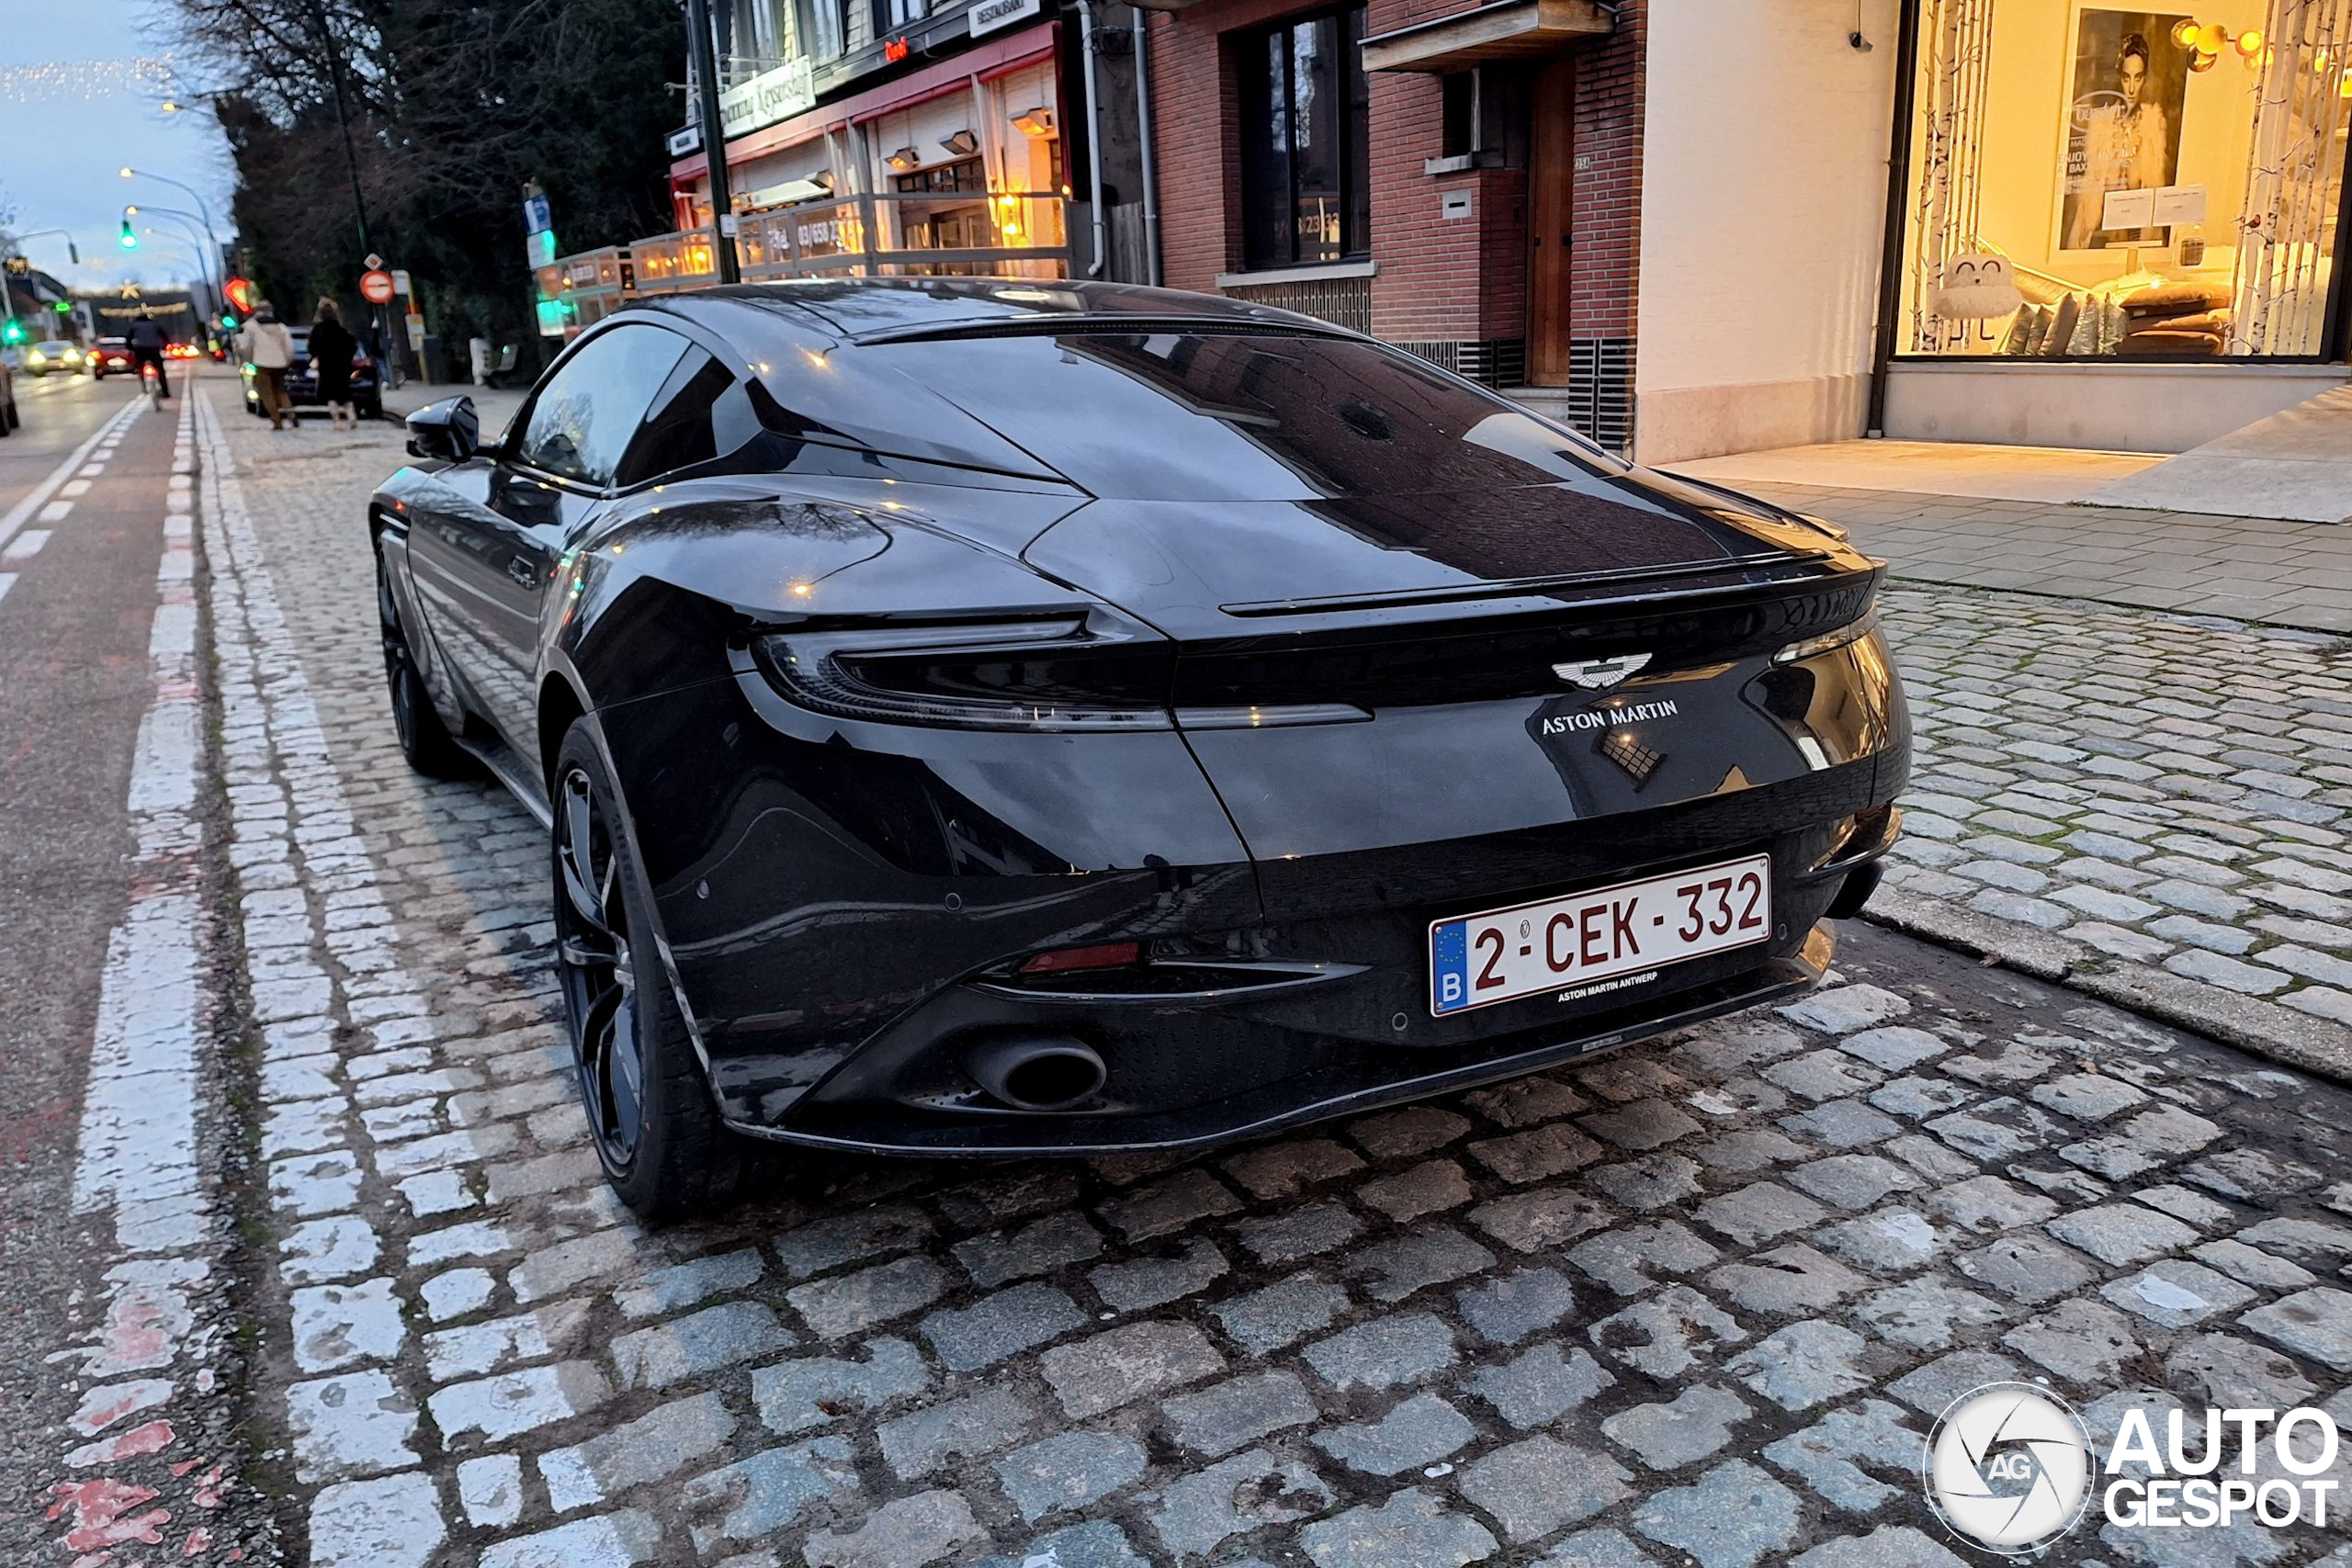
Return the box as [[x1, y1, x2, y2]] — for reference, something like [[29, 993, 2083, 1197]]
[[119, 167, 224, 284]]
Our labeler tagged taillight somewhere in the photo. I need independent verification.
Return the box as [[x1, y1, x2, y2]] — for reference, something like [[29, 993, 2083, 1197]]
[[752, 614, 1175, 731], [1018, 942, 1141, 975]]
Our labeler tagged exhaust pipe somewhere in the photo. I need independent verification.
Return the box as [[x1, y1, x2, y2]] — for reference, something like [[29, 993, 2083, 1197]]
[[964, 1034, 1107, 1112], [1826, 860, 1884, 920]]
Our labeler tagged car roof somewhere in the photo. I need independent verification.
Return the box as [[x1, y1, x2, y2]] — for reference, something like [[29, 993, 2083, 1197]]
[[625, 276, 1351, 346]]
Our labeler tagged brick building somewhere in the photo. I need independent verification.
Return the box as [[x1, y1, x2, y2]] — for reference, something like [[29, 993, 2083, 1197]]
[[1139, 0, 2352, 463], [1144, 0, 1641, 446]]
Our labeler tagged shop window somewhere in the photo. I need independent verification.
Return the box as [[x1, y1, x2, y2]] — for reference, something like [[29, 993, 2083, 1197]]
[[1896, 0, 2350, 363], [894, 157, 991, 274], [1238, 5, 1373, 270], [892, 158, 987, 195]]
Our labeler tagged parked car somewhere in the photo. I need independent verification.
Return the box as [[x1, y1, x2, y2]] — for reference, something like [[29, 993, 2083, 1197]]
[[372, 279, 1910, 1219], [0, 353, 16, 435], [25, 339, 84, 376], [243, 326, 382, 421], [88, 338, 135, 378]]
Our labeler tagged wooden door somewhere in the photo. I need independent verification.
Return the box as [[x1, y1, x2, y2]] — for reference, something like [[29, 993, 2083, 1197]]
[[1527, 59, 1577, 387]]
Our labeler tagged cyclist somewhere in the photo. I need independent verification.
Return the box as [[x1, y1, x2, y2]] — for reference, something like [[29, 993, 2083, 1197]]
[[126, 308, 173, 401]]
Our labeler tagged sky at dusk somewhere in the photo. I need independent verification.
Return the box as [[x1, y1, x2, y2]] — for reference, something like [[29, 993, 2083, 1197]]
[[0, 0, 234, 294]]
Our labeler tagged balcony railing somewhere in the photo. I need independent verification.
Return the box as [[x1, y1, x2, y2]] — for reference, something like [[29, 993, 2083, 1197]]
[[539, 189, 1073, 332]]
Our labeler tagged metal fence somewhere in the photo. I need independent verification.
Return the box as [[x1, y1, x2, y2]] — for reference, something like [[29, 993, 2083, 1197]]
[[542, 189, 1074, 331]]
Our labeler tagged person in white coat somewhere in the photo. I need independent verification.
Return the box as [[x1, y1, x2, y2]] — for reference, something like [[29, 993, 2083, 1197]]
[[241, 300, 298, 431]]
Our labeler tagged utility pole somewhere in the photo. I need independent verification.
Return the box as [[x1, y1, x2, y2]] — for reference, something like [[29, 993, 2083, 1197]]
[[684, 0, 741, 284]]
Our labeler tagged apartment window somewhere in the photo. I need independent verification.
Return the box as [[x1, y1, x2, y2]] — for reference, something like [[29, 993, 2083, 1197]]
[[1238, 5, 1372, 270], [797, 0, 844, 60], [724, 0, 786, 71], [876, 0, 925, 32]]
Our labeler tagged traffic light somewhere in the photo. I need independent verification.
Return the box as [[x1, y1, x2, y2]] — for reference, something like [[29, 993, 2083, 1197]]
[[1, 319, 23, 345], [119, 219, 138, 250], [220, 311, 240, 333], [52, 299, 71, 313]]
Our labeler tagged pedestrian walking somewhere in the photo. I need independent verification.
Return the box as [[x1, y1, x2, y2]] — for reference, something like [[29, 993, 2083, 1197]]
[[125, 306, 172, 400], [241, 301, 296, 431], [309, 298, 359, 431]]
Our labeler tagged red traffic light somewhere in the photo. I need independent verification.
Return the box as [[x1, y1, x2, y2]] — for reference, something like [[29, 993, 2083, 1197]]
[[224, 276, 255, 314]]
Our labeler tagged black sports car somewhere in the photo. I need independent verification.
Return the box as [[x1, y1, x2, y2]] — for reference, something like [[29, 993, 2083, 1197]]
[[373, 279, 1908, 1218]]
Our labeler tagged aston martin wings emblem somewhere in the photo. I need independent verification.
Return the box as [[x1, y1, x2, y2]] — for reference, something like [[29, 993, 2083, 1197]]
[[1552, 653, 1651, 689]]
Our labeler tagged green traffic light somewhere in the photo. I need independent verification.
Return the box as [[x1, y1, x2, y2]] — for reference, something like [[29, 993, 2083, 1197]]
[[2, 320, 24, 344], [53, 299, 72, 312], [119, 220, 138, 250]]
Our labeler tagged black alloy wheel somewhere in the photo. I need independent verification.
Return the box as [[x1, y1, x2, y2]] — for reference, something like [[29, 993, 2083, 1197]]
[[378, 559, 472, 778], [549, 722, 742, 1220], [557, 765, 645, 1171]]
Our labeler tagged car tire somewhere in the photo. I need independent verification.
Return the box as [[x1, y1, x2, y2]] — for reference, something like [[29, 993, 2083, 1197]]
[[378, 562, 474, 779], [551, 721, 745, 1222]]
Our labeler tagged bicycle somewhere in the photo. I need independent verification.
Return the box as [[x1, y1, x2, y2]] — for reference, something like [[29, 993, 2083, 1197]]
[[140, 359, 167, 412]]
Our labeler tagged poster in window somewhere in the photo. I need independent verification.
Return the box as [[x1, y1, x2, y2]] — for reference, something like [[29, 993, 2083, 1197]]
[[2060, 8, 2190, 250]]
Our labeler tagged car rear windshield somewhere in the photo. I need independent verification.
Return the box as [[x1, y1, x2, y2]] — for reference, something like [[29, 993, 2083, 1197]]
[[869, 332, 1623, 502]]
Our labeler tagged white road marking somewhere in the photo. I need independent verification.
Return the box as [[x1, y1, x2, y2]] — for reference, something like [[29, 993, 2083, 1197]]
[[44, 393, 223, 1553], [3, 528, 51, 562], [79, 463, 105, 478], [38, 501, 72, 524], [0, 396, 139, 553], [61, 479, 93, 497], [0, 571, 15, 603]]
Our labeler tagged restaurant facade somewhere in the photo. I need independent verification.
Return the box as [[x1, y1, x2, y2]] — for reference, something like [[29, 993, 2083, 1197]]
[[543, 0, 1151, 330]]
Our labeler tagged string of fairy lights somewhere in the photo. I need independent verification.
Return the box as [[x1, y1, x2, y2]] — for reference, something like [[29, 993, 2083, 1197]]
[[0, 59, 181, 105]]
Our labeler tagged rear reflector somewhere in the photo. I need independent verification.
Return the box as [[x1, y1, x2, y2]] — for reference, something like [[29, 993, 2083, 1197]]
[[1018, 942, 1143, 975]]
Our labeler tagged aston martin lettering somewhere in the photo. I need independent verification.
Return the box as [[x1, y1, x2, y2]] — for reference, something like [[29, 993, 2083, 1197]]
[[1541, 698, 1680, 736]]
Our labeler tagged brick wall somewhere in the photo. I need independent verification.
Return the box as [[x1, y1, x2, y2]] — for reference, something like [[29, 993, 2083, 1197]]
[[1147, 0, 1646, 379], [1566, 1, 1645, 344]]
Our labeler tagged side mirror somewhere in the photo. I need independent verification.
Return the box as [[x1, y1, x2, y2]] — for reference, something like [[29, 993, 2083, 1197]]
[[406, 396, 481, 462]]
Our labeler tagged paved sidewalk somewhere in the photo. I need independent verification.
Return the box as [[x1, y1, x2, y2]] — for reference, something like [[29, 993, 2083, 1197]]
[[175, 381, 2352, 1568], [1875, 588, 2352, 1076], [1733, 479, 2352, 635]]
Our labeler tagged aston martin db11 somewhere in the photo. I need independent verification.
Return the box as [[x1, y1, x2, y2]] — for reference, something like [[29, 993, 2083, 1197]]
[[372, 279, 1908, 1218]]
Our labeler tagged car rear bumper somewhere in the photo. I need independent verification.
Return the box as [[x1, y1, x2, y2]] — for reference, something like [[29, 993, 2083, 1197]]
[[736, 921, 1839, 1156]]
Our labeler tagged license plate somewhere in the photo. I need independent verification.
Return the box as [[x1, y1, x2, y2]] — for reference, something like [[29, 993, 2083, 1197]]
[[1430, 853, 1772, 1016]]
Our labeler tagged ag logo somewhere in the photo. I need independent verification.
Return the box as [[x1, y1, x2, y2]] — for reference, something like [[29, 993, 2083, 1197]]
[[1924, 1382, 2094, 1553]]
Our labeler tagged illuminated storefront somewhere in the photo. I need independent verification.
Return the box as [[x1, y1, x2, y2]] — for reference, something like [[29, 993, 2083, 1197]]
[[1880, 0, 2350, 444]]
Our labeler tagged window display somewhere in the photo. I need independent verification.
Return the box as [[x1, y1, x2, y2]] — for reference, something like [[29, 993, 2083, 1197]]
[[1898, 0, 2350, 361]]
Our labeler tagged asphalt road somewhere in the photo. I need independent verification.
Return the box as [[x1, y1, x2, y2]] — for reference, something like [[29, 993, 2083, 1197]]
[[0, 368, 179, 1551]]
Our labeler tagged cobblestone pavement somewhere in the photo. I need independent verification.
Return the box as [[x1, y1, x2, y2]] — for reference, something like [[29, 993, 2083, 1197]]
[[1872, 587, 2352, 1075], [1738, 479, 2352, 635], [172, 388, 2352, 1568]]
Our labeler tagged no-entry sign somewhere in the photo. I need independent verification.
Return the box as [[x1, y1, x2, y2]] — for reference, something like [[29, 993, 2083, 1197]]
[[359, 268, 396, 304]]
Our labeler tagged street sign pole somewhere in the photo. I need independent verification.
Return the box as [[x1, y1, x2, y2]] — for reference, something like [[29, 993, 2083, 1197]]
[[685, 0, 741, 284]]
